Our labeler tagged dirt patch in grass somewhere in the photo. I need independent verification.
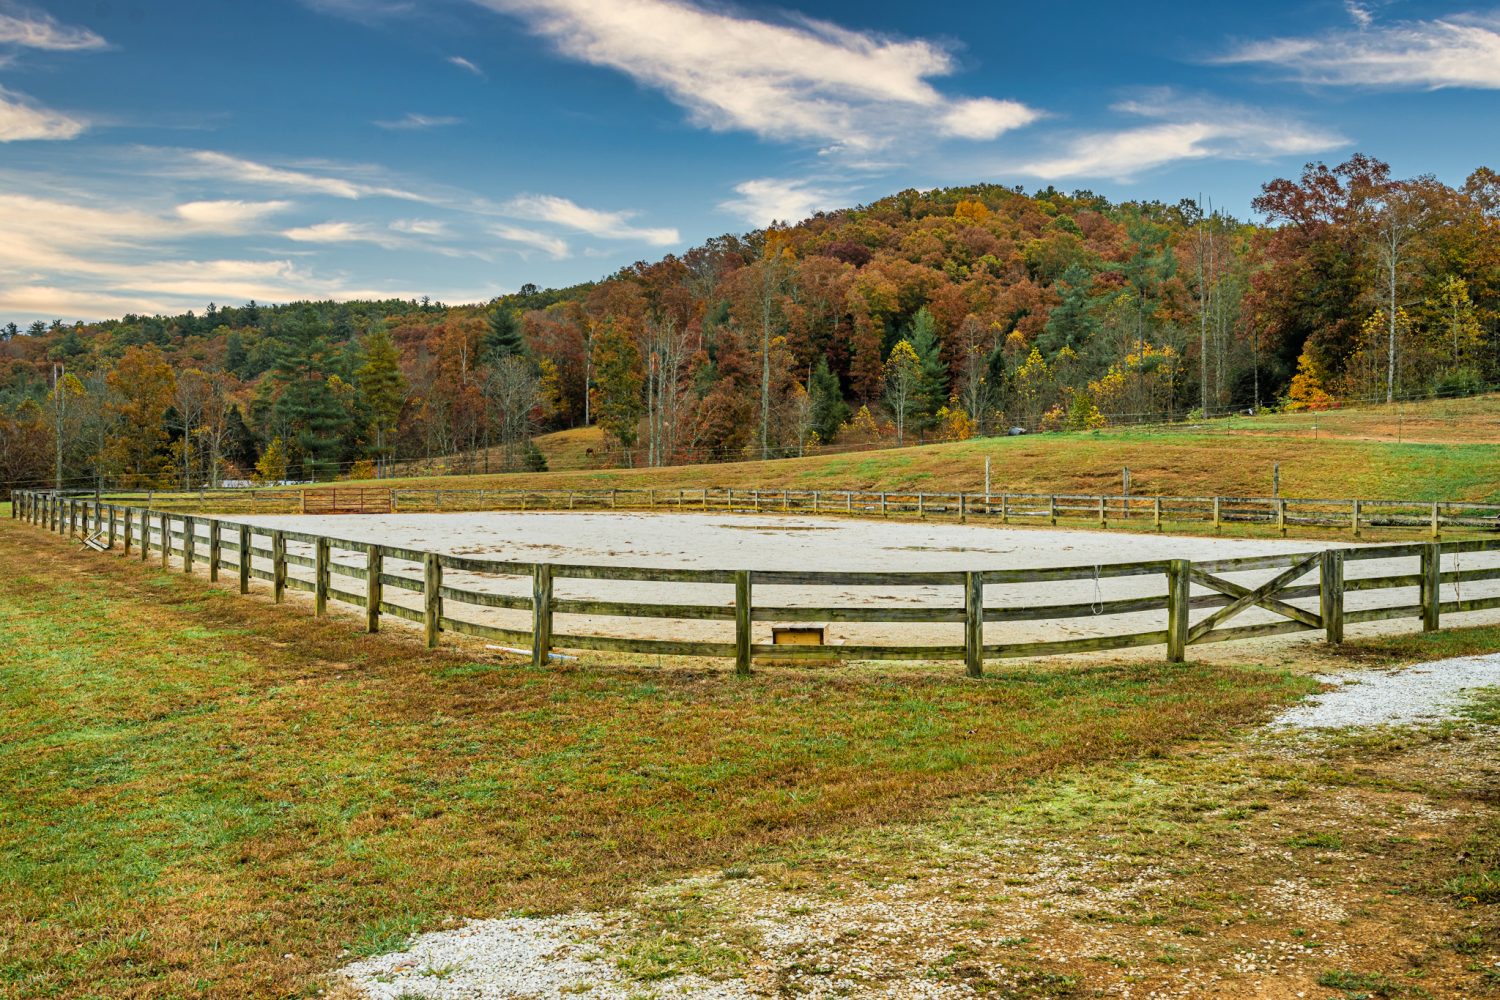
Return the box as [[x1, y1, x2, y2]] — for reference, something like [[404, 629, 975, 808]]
[[0, 520, 1309, 999]]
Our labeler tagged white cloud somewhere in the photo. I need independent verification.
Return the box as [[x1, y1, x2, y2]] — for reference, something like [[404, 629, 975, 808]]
[[374, 112, 463, 130], [282, 221, 404, 249], [391, 218, 449, 236], [468, 0, 1039, 152], [1220, 11, 1500, 89], [719, 177, 846, 227], [0, 85, 85, 141], [502, 193, 678, 245], [0, 3, 106, 50], [491, 224, 570, 259], [1012, 95, 1347, 181], [175, 199, 292, 229], [182, 150, 434, 202], [448, 55, 484, 76]]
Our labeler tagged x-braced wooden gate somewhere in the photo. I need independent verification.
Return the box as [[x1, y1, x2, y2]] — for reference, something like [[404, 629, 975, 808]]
[[1187, 552, 1325, 646]]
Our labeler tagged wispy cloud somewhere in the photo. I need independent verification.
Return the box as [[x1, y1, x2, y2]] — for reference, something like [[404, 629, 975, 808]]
[[502, 193, 678, 245], [175, 199, 293, 229], [492, 224, 570, 259], [1220, 10, 1500, 89], [391, 218, 449, 236], [719, 177, 848, 227], [181, 150, 434, 202], [468, 0, 1038, 153], [0, 85, 85, 141], [448, 54, 484, 76], [1012, 94, 1346, 181], [0, 2, 106, 51], [374, 112, 463, 130], [282, 221, 403, 249]]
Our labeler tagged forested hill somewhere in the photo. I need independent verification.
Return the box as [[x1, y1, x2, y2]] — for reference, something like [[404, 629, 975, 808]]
[[2, 154, 1497, 492]]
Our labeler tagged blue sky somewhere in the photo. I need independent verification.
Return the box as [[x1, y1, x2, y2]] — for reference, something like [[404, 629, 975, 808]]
[[0, 0, 1496, 323]]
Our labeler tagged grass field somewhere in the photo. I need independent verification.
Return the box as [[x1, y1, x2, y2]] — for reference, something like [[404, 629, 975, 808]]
[[350, 393, 1500, 503], [0, 517, 1318, 999]]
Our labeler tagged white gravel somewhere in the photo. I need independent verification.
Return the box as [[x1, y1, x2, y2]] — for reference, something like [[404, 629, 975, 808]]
[[339, 914, 753, 999], [1270, 653, 1500, 729]]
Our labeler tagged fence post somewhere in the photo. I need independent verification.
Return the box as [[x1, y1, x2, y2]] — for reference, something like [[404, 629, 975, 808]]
[[532, 563, 553, 667], [160, 513, 170, 568], [1001, 493, 1009, 524], [208, 520, 221, 582], [964, 571, 984, 678], [1097, 495, 1106, 528], [959, 492, 967, 524], [917, 493, 924, 519], [1351, 499, 1361, 538], [122, 506, 133, 555], [1153, 497, 1162, 532], [365, 544, 382, 632], [1212, 497, 1221, 532], [423, 552, 442, 648], [314, 536, 330, 616], [1166, 559, 1190, 663], [1317, 548, 1345, 644], [271, 530, 286, 603], [1049, 495, 1057, 526], [734, 570, 752, 676], [238, 525, 251, 594], [1421, 543, 1441, 632], [1431, 502, 1441, 540], [880, 493, 888, 518], [140, 509, 150, 562], [1277, 498, 1287, 537], [182, 515, 196, 573]]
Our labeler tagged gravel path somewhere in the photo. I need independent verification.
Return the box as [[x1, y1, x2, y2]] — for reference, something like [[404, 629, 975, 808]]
[[1270, 653, 1500, 729]]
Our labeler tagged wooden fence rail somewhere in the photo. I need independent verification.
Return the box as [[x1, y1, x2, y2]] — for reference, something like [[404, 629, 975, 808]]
[[61, 485, 1500, 538], [15, 490, 1500, 676]]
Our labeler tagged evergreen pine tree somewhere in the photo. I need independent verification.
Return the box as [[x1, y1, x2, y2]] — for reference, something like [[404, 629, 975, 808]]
[[808, 356, 849, 444], [483, 306, 527, 364], [905, 307, 947, 433]]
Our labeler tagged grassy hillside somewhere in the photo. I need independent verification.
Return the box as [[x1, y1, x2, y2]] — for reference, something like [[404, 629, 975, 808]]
[[343, 394, 1500, 502]]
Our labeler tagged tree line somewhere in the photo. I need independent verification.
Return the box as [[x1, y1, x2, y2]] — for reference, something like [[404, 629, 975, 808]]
[[1, 154, 1495, 492]]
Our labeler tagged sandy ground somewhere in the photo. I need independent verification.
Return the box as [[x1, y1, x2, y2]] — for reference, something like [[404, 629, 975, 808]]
[[215, 512, 1500, 653]]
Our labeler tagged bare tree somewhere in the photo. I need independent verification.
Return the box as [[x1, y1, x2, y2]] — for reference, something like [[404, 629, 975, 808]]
[[642, 314, 689, 467], [485, 356, 542, 471], [1365, 181, 1433, 403]]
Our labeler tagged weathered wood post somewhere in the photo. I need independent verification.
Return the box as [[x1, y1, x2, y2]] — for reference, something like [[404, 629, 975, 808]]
[[813, 490, 822, 513], [314, 536, 331, 616], [140, 508, 150, 562], [208, 520, 221, 582], [1351, 499, 1361, 538], [964, 571, 984, 679], [271, 530, 287, 603], [1153, 497, 1162, 532], [1166, 559, 1191, 663], [1097, 495, 1106, 527], [159, 513, 170, 568], [365, 544, 382, 632], [1431, 502, 1441, 540], [917, 493, 925, 519], [880, 493, 888, 518], [237, 525, 251, 594], [1320, 549, 1344, 645], [531, 564, 553, 667], [182, 515, 196, 573], [1276, 498, 1287, 537], [423, 552, 442, 648], [1049, 495, 1058, 526], [734, 570, 752, 676], [1001, 493, 1009, 524], [1212, 497, 1221, 532], [107, 505, 117, 548], [1421, 543, 1441, 632], [122, 506, 133, 555]]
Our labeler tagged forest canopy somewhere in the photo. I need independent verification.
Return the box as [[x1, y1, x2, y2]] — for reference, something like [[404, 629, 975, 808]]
[[2, 155, 1495, 492]]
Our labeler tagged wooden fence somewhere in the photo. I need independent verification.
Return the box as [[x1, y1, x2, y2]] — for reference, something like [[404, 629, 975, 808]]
[[16, 490, 1500, 676], [73, 485, 1500, 538]]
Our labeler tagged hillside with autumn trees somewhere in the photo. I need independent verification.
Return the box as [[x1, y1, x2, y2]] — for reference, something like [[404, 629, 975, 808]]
[[1, 153, 1496, 494]]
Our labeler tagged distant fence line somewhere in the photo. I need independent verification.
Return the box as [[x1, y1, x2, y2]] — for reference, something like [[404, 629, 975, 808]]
[[15, 490, 1500, 676], [60, 485, 1500, 538]]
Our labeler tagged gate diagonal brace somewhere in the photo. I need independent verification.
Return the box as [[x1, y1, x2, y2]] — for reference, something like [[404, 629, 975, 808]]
[[1189, 569, 1323, 630], [1187, 554, 1322, 644]]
